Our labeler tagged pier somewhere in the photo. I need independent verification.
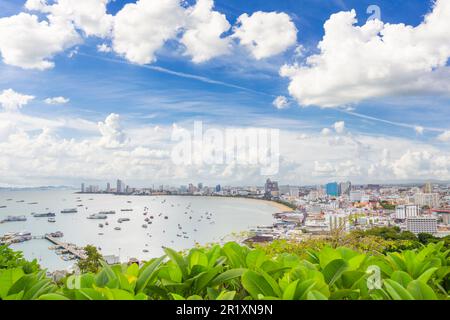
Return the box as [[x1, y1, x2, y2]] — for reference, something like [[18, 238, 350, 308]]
[[45, 235, 87, 260]]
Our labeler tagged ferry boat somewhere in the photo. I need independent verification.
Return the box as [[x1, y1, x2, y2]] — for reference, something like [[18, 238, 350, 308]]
[[99, 211, 116, 215], [1, 215, 27, 223], [61, 208, 77, 214], [32, 212, 56, 217], [87, 214, 107, 220]]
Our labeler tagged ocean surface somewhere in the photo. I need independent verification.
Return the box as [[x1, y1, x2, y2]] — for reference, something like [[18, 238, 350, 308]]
[[0, 190, 277, 271]]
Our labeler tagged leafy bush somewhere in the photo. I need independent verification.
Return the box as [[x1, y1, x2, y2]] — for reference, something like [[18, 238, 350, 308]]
[[0, 245, 39, 274], [0, 241, 449, 300]]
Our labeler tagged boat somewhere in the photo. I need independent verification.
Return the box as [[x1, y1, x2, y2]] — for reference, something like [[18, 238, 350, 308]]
[[143, 249, 149, 253], [118, 218, 130, 223], [105, 222, 109, 226], [32, 212, 56, 217], [16, 200, 25, 203], [1, 215, 27, 223], [87, 214, 108, 220], [61, 208, 77, 213], [142, 224, 148, 228], [98, 223, 104, 228], [120, 209, 133, 212], [46, 231, 63, 238], [0, 206, 6, 208], [127, 201, 132, 203], [114, 227, 121, 231], [48, 218, 56, 223], [28, 202, 38, 205], [99, 211, 116, 215], [164, 216, 168, 219]]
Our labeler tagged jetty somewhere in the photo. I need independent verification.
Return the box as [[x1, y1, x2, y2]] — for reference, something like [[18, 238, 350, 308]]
[[45, 235, 87, 260]]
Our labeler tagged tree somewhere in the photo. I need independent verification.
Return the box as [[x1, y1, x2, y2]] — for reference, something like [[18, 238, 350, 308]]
[[77, 245, 103, 273], [0, 245, 39, 273], [417, 233, 437, 245]]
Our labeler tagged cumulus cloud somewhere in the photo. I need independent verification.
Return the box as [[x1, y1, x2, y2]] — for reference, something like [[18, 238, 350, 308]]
[[0, 89, 35, 112], [437, 130, 450, 142], [44, 96, 70, 105], [321, 128, 331, 136], [97, 43, 112, 53], [98, 113, 127, 148], [112, 0, 186, 65], [281, 0, 450, 107], [181, 0, 231, 63], [333, 121, 345, 134], [25, 0, 113, 37], [415, 126, 425, 135], [272, 96, 290, 109], [232, 11, 297, 60], [0, 13, 81, 70]]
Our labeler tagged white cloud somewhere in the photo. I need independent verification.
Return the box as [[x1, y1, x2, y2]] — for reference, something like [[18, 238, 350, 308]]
[[232, 11, 297, 60], [181, 0, 231, 63], [414, 126, 424, 135], [44, 96, 70, 105], [112, 0, 186, 65], [97, 43, 112, 53], [25, 0, 113, 37], [98, 113, 127, 148], [272, 96, 289, 109], [333, 121, 345, 134], [281, 0, 450, 107], [321, 128, 331, 136], [0, 13, 81, 70], [437, 130, 450, 142], [0, 89, 35, 112]]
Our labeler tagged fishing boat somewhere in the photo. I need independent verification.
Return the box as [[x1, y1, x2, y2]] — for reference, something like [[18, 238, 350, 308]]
[[1, 215, 27, 223], [114, 227, 121, 231], [99, 211, 116, 215], [142, 224, 148, 228], [48, 218, 56, 223], [32, 212, 56, 217], [61, 208, 77, 214], [98, 223, 104, 228], [118, 218, 130, 223], [87, 214, 107, 220]]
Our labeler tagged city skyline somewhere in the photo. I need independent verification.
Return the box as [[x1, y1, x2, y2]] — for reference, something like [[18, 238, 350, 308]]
[[0, 0, 450, 187]]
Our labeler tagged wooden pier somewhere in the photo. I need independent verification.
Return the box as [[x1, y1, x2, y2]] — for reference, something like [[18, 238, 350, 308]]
[[45, 235, 87, 260]]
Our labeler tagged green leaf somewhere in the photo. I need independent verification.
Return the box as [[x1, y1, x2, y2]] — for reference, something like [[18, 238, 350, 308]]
[[216, 290, 236, 300], [407, 280, 437, 300], [390, 271, 413, 288], [246, 250, 268, 269], [188, 250, 209, 270], [0, 268, 24, 298], [417, 267, 438, 284], [210, 268, 246, 287], [242, 270, 275, 299], [38, 293, 70, 300], [384, 279, 414, 300], [135, 256, 165, 292], [322, 259, 348, 286], [170, 293, 185, 300], [306, 290, 328, 300], [164, 247, 188, 279], [282, 280, 299, 300]]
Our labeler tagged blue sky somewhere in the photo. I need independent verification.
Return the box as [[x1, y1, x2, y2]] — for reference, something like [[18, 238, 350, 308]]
[[0, 0, 449, 186]]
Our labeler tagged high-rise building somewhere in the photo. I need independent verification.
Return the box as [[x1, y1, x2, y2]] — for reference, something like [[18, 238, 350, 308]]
[[350, 190, 362, 202], [215, 184, 221, 192], [395, 205, 419, 220], [81, 183, 85, 193], [198, 183, 203, 191], [326, 214, 349, 232], [326, 182, 340, 197], [414, 193, 439, 208], [117, 179, 123, 194], [339, 181, 352, 196], [406, 216, 437, 235], [264, 179, 279, 197], [423, 182, 432, 193], [106, 182, 111, 193]]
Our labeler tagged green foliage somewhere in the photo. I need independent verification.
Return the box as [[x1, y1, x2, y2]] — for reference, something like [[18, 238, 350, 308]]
[[0, 245, 39, 274], [77, 245, 103, 274], [0, 241, 449, 300]]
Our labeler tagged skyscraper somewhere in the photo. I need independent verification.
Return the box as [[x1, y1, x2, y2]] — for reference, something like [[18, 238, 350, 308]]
[[339, 181, 351, 196], [81, 183, 85, 193], [326, 182, 340, 197], [106, 182, 111, 193], [117, 179, 123, 194]]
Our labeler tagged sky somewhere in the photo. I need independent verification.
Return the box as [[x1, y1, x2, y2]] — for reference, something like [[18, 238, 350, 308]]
[[0, 0, 449, 187]]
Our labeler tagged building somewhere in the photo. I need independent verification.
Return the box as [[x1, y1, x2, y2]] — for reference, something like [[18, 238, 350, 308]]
[[106, 182, 111, 193], [81, 183, 85, 193], [326, 214, 350, 232], [326, 182, 340, 197], [395, 205, 419, 220], [264, 179, 279, 198], [414, 193, 440, 208], [116, 179, 124, 194], [350, 190, 362, 202], [423, 182, 432, 194], [406, 216, 438, 235], [340, 181, 352, 196]]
